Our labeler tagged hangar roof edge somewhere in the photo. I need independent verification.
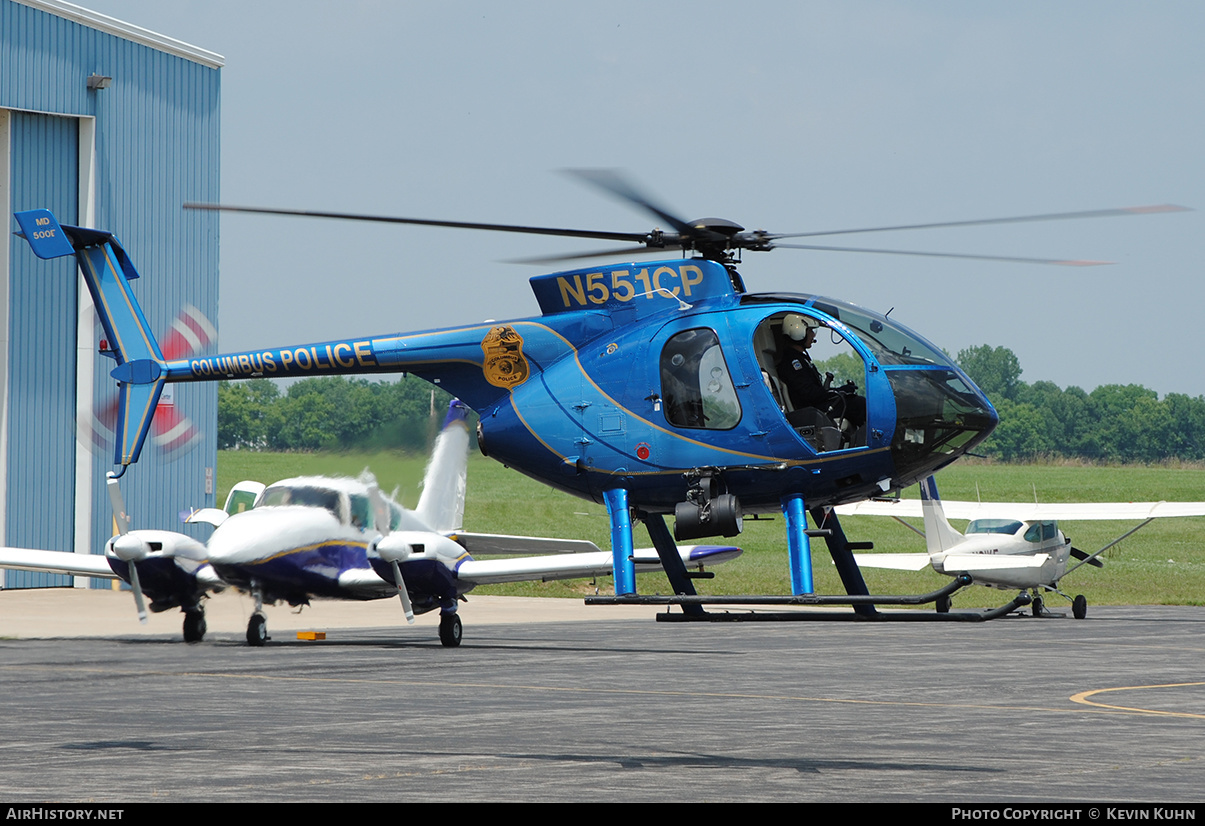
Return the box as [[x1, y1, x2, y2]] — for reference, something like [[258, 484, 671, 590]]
[[15, 0, 225, 69]]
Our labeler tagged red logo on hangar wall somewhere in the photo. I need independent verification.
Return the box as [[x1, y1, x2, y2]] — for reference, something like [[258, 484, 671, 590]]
[[635, 442, 651, 461]]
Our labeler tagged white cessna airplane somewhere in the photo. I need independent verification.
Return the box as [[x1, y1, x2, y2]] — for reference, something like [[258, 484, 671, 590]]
[[836, 475, 1205, 618], [0, 401, 741, 645]]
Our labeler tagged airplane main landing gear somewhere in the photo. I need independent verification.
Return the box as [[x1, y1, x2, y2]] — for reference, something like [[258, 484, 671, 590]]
[[935, 595, 951, 614], [183, 610, 207, 643], [247, 613, 268, 646], [1073, 594, 1087, 619], [439, 613, 462, 647]]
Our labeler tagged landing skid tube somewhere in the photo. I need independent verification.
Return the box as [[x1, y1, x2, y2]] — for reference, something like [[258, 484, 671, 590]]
[[587, 575, 1032, 622]]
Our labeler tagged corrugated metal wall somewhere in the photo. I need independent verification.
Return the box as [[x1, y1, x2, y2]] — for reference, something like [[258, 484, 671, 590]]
[[5, 112, 77, 586], [1, 0, 221, 587]]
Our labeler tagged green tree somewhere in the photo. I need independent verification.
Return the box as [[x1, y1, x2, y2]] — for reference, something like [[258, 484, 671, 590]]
[[956, 344, 1023, 402]]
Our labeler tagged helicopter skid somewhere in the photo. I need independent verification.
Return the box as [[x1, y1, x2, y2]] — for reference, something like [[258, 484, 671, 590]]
[[586, 575, 1032, 621]]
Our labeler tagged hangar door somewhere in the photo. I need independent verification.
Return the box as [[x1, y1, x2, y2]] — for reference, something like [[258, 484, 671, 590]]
[[4, 111, 79, 587]]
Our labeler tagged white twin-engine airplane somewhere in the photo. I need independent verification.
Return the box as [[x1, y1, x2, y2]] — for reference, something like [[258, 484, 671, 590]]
[[0, 401, 741, 646], [836, 476, 1205, 618]]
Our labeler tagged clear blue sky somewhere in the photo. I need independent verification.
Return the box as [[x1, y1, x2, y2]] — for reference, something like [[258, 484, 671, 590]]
[[80, 1, 1205, 397]]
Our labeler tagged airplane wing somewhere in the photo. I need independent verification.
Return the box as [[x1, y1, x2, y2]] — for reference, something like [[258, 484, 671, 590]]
[[0, 547, 119, 579], [456, 544, 742, 585], [447, 531, 602, 555], [837, 499, 1205, 521], [337, 567, 401, 599]]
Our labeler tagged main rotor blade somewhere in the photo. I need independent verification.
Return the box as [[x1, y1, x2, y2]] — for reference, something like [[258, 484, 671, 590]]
[[183, 202, 649, 244], [505, 243, 682, 266], [771, 204, 1191, 240], [563, 169, 701, 237], [771, 242, 1111, 266]]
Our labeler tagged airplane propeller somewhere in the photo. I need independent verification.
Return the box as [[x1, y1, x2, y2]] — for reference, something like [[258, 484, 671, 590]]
[[185, 170, 1189, 267], [1070, 546, 1105, 568], [364, 473, 414, 624], [105, 473, 148, 624]]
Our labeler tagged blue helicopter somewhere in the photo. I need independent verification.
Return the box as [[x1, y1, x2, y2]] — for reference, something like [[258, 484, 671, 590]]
[[14, 172, 1181, 618]]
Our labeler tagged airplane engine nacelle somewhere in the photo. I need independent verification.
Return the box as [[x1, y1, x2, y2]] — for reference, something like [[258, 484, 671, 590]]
[[107, 530, 208, 563], [373, 535, 413, 564], [375, 531, 466, 564]]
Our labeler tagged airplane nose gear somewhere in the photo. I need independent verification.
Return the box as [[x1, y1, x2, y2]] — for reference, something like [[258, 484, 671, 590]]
[[247, 582, 269, 646]]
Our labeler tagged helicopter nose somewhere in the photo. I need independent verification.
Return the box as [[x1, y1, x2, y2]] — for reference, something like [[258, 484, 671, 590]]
[[886, 367, 998, 486]]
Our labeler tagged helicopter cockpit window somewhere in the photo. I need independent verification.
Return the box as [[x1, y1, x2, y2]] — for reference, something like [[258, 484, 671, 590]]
[[809, 301, 950, 368], [753, 312, 868, 452], [660, 328, 741, 430]]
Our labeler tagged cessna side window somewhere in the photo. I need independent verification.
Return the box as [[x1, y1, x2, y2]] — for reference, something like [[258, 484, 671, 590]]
[[967, 519, 1024, 536], [660, 328, 741, 430]]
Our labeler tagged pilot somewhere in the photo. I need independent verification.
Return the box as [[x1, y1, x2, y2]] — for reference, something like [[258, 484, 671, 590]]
[[776, 313, 866, 430]]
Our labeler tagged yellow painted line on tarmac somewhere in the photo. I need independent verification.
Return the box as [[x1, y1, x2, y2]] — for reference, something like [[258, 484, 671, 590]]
[[1070, 682, 1205, 719]]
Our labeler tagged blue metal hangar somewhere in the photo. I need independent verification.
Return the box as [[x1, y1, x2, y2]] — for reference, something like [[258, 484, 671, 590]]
[[1, 0, 221, 588]]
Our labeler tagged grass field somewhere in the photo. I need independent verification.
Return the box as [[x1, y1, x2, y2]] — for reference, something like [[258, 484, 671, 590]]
[[218, 450, 1205, 608]]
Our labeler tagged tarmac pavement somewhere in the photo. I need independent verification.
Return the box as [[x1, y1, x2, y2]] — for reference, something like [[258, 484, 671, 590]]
[[1, 589, 1203, 803]]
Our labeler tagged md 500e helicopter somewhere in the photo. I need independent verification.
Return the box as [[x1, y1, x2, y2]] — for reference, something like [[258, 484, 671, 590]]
[[14, 171, 1184, 620]]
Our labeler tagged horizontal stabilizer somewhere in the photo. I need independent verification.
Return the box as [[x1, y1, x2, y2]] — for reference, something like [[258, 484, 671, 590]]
[[852, 552, 932, 571], [13, 210, 75, 259]]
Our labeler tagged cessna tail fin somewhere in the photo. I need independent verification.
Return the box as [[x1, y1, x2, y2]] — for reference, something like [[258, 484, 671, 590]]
[[415, 400, 471, 532], [14, 209, 166, 472], [918, 476, 965, 555]]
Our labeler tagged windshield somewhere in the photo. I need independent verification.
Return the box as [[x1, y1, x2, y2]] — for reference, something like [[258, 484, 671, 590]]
[[259, 485, 342, 521]]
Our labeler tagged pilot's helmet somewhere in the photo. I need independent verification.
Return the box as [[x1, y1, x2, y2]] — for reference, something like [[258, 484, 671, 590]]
[[782, 313, 818, 342]]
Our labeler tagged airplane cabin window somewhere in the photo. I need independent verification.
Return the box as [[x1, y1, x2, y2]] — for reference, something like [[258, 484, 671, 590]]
[[349, 494, 372, 530]]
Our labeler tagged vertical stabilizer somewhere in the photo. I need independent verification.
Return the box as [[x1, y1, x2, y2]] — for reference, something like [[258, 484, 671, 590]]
[[918, 476, 965, 555], [415, 400, 471, 532], [14, 210, 166, 472]]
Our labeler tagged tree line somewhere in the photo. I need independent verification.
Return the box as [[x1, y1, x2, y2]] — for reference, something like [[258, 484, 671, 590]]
[[955, 345, 1205, 463], [217, 347, 1205, 462], [218, 377, 456, 453]]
